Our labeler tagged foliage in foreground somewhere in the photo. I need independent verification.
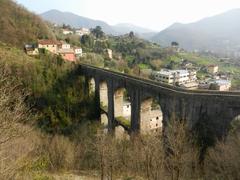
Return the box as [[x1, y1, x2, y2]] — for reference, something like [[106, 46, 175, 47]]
[[0, 42, 97, 135], [0, 64, 33, 179], [9, 117, 240, 180]]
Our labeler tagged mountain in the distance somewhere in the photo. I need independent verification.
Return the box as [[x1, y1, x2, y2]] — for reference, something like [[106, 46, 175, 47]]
[[152, 9, 240, 55], [113, 23, 155, 34], [40, 9, 116, 34], [40, 10, 156, 36]]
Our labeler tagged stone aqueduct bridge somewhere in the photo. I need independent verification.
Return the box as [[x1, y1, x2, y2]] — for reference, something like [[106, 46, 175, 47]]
[[78, 64, 240, 137]]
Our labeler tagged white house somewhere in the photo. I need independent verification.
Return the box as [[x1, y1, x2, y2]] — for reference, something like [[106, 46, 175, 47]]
[[199, 79, 231, 91], [62, 29, 73, 35], [24, 44, 39, 56], [61, 43, 71, 49], [152, 69, 197, 85], [210, 79, 231, 91], [75, 28, 90, 36], [74, 47, 83, 57], [123, 102, 131, 117]]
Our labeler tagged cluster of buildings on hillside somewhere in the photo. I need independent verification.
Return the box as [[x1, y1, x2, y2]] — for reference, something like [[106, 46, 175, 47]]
[[62, 27, 90, 36], [152, 64, 231, 91], [24, 40, 82, 62], [200, 65, 231, 91], [61, 27, 113, 60]]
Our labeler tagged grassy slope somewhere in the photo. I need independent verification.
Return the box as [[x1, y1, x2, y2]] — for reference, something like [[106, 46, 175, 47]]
[[0, 41, 36, 76], [179, 52, 240, 73]]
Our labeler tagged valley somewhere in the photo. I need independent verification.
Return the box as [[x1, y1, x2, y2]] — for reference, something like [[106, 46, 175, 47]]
[[1, 0, 240, 179]]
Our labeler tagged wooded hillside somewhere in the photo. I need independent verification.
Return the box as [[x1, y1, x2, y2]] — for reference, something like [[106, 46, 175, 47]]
[[0, 0, 55, 47]]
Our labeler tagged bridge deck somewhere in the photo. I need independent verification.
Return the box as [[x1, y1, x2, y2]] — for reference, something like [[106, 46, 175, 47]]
[[80, 63, 240, 97]]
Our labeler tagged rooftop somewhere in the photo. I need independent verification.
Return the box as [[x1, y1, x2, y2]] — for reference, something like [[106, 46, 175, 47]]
[[38, 39, 61, 45], [74, 47, 82, 49], [180, 82, 199, 88], [62, 29, 72, 31], [76, 28, 90, 31], [215, 79, 231, 86], [58, 48, 75, 54], [154, 69, 189, 76], [24, 44, 37, 49], [208, 64, 218, 67]]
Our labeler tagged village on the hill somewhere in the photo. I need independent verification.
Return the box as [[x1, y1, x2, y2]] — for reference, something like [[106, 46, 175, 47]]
[[24, 26, 231, 92]]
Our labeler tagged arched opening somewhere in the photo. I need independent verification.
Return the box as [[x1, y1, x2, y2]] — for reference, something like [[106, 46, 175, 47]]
[[99, 81, 108, 112], [100, 81, 108, 131], [114, 88, 131, 129], [140, 98, 163, 134], [89, 78, 96, 96]]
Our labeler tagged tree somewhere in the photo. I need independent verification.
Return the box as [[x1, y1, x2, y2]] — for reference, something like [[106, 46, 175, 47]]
[[0, 67, 32, 178], [204, 132, 240, 179], [164, 116, 200, 180], [91, 26, 104, 39], [129, 31, 135, 38], [81, 35, 94, 48], [62, 23, 71, 29], [65, 37, 70, 44], [171, 41, 179, 47], [94, 40, 108, 53], [95, 133, 118, 180], [167, 60, 177, 70]]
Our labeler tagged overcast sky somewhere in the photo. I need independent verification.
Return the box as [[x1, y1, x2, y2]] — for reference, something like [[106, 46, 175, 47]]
[[16, 0, 240, 31]]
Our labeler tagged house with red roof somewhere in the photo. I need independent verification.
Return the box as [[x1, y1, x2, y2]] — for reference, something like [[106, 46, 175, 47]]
[[58, 48, 76, 62], [38, 39, 62, 54]]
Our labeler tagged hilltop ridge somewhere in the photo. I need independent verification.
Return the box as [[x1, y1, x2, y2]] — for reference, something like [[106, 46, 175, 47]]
[[152, 9, 240, 56], [40, 9, 156, 35]]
